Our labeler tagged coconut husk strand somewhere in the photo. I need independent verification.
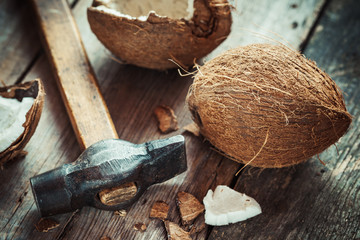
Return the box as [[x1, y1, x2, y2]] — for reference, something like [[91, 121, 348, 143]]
[[186, 44, 352, 168], [87, 0, 232, 70], [0, 79, 45, 165]]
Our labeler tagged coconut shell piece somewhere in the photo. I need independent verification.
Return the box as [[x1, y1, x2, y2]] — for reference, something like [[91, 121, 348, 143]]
[[164, 221, 191, 240], [114, 209, 127, 217], [133, 222, 147, 232], [154, 105, 179, 133], [186, 44, 352, 168], [87, 0, 232, 70], [150, 201, 169, 220], [176, 191, 205, 225], [0, 79, 45, 165], [35, 218, 60, 232]]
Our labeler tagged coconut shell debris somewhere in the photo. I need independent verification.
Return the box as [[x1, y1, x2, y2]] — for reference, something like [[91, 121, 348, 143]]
[[35, 218, 60, 232], [176, 191, 205, 225], [150, 201, 170, 220], [0, 79, 45, 166], [133, 222, 147, 232], [154, 105, 179, 133], [114, 209, 127, 217], [186, 44, 352, 168], [87, 0, 232, 70], [164, 221, 192, 240]]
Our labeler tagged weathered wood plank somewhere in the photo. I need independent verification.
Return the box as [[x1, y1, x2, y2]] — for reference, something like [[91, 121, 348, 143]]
[[0, 0, 77, 84], [0, 55, 81, 240], [0, 0, 40, 84], [205, 0, 326, 60], [0, 0, 84, 239], [209, 0, 360, 239], [0, 0, 329, 239]]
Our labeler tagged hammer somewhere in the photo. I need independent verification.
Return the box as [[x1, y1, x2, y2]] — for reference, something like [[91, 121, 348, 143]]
[[29, 0, 187, 217]]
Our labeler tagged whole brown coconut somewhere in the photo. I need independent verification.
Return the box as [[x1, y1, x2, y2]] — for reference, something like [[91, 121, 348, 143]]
[[0, 79, 45, 165], [87, 0, 232, 70], [186, 44, 352, 168]]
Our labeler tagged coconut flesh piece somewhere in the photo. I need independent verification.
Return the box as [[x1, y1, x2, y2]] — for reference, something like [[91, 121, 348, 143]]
[[88, 0, 232, 70], [0, 96, 34, 152], [203, 185, 262, 226]]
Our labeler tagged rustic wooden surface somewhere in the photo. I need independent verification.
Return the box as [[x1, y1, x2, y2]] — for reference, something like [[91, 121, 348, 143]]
[[0, 0, 359, 240]]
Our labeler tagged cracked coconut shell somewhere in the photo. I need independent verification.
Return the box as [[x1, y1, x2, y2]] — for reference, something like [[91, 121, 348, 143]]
[[186, 44, 352, 168], [0, 79, 44, 165], [87, 0, 232, 70]]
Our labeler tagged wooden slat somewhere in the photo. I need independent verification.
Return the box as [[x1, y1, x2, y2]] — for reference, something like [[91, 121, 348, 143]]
[[205, 0, 326, 60], [0, 0, 334, 239], [209, 0, 360, 239], [0, 0, 40, 84], [0, 55, 81, 239], [0, 0, 77, 85]]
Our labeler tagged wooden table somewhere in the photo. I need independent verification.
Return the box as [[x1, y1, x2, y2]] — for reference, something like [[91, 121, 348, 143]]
[[1, 0, 359, 239]]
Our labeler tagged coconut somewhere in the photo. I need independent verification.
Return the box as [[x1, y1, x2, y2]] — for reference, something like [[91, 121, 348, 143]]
[[87, 0, 232, 70], [186, 44, 352, 168], [0, 79, 45, 165]]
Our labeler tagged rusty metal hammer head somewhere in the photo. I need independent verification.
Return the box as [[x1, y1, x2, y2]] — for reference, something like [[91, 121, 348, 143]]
[[30, 135, 186, 217]]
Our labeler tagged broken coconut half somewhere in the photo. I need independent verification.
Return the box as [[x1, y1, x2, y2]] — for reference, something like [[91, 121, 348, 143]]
[[87, 0, 232, 70], [0, 79, 45, 165], [203, 185, 261, 226]]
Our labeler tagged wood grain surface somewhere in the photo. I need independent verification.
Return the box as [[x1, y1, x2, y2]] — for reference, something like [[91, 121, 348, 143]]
[[0, 0, 359, 239]]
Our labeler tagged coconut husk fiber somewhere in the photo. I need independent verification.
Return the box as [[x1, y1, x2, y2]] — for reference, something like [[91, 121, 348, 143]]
[[186, 44, 352, 168], [87, 0, 231, 70]]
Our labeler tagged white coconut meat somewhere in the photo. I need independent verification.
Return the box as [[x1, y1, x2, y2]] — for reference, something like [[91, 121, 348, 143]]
[[94, 0, 195, 21], [203, 185, 262, 226], [0, 96, 34, 152]]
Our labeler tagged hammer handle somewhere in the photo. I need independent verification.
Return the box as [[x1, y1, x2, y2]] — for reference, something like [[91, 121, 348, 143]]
[[31, 0, 118, 150]]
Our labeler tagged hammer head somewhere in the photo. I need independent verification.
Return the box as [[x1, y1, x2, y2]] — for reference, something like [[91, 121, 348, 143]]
[[30, 135, 186, 217]]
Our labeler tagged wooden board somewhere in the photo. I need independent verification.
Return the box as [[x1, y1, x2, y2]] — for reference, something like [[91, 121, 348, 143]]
[[1, 0, 358, 239], [0, 0, 76, 84], [0, 0, 41, 84], [209, 0, 360, 239]]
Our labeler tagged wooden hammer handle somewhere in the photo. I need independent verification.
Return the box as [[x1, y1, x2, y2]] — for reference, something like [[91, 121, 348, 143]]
[[31, 0, 118, 150]]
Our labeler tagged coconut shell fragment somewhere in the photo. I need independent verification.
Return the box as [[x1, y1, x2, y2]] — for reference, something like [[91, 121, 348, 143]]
[[154, 105, 179, 133], [150, 201, 169, 220], [35, 218, 60, 232], [164, 221, 192, 240], [186, 44, 352, 168], [87, 0, 232, 70], [0, 79, 45, 166], [176, 191, 205, 225], [134, 222, 147, 232]]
